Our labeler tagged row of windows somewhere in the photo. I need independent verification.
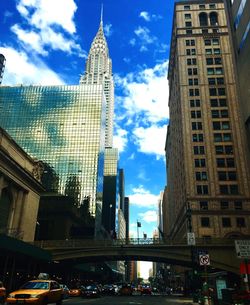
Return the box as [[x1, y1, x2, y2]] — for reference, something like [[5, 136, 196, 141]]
[[196, 184, 239, 195], [195, 171, 237, 181], [184, 12, 218, 27], [184, 4, 216, 10], [200, 200, 243, 210], [194, 158, 235, 168], [194, 145, 234, 155], [200, 217, 246, 227]]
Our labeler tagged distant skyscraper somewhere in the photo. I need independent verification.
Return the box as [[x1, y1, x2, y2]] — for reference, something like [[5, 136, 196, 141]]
[[0, 84, 106, 235], [166, 0, 250, 241], [0, 54, 6, 84], [80, 13, 114, 148]]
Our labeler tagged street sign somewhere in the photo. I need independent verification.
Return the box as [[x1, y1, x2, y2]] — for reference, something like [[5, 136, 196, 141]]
[[199, 254, 210, 266], [187, 232, 196, 245], [235, 240, 250, 258]]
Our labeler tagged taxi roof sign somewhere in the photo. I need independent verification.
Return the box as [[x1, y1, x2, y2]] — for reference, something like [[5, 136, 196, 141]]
[[235, 240, 250, 258]]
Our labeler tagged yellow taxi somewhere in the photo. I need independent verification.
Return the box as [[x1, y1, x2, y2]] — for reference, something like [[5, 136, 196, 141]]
[[6, 279, 63, 305]]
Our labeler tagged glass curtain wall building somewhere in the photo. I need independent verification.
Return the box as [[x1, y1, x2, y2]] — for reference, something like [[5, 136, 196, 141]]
[[0, 84, 106, 234]]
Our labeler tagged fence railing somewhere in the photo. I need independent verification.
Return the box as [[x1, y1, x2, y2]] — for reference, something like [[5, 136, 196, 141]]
[[32, 237, 238, 249]]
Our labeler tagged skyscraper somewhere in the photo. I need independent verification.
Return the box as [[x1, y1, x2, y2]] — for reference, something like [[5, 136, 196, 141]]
[[0, 84, 106, 235], [166, 0, 250, 240], [80, 12, 114, 148], [0, 54, 6, 85]]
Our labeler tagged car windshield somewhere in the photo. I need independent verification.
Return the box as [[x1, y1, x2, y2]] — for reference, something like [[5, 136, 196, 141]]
[[21, 282, 49, 290]]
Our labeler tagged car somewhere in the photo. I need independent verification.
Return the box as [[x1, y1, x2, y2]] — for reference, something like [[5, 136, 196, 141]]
[[6, 279, 63, 305], [102, 284, 117, 295], [68, 288, 81, 297], [140, 285, 152, 295], [59, 284, 69, 299], [81, 285, 101, 298], [119, 284, 133, 296]]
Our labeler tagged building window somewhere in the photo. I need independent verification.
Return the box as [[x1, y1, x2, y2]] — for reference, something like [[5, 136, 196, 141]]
[[200, 201, 208, 210], [205, 49, 212, 55], [185, 21, 192, 27], [192, 122, 202, 130], [199, 12, 208, 26], [193, 134, 204, 142], [201, 217, 210, 227], [211, 109, 228, 118], [210, 12, 218, 26], [213, 122, 230, 130], [222, 217, 231, 227], [186, 29, 193, 34], [187, 58, 197, 65], [218, 170, 237, 181], [186, 39, 196, 46], [220, 184, 238, 195], [186, 48, 196, 55], [197, 185, 209, 194], [220, 201, 229, 209], [214, 48, 221, 54], [216, 158, 235, 168], [190, 99, 201, 107], [196, 171, 208, 181], [194, 146, 205, 155], [194, 158, 206, 167], [214, 133, 232, 142], [215, 145, 233, 155], [234, 201, 242, 210], [191, 110, 201, 118], [209, 4, 216, 9], [236, 217, 246, 228], [199, 4, 206, 9], [184, 5, 191, 10], [185, 13, 191, 19]]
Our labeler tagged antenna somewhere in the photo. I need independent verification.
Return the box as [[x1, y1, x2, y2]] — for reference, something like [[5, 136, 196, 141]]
[[100, 3, 103, 24]]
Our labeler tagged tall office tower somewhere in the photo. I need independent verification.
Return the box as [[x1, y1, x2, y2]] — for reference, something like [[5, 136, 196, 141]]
[[124, 196, 129, 239], [0, 84, 106, 235], [80, 14, 114, 148], [224, 0, 250, 163], [0, 54, 6, 84], [166, 0, 250, 240], [102, 147, 119, 234]]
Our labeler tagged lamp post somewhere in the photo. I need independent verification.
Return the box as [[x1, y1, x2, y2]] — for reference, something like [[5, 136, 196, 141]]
[[109, 204, 113, 234], [186, 202, 196, 300]]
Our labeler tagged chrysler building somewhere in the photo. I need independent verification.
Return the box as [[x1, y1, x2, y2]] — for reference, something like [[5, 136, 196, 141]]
[[80, 11, 114, 148]]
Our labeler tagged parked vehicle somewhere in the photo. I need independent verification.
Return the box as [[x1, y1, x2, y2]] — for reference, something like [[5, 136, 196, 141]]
[[68, 288, 81, 297]]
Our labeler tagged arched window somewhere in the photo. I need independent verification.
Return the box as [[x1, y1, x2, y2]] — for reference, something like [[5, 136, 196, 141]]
[[199, 12, 208, 26], [210, 12, 218, 26]]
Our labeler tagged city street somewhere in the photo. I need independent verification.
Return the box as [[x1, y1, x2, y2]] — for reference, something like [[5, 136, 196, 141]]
[[62, 295, 193, 305]]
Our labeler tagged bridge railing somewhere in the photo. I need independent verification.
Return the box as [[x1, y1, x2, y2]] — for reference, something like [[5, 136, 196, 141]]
[[33, 237, 237, 249]]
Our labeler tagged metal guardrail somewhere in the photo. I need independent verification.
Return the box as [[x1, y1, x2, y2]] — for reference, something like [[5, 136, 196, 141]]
[[33, 237, 238, 249]]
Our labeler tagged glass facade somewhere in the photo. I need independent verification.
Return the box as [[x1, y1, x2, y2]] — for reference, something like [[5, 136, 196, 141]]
[[0, 84, 106, 223]]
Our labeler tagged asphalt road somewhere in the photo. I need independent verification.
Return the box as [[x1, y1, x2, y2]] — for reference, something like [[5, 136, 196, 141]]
[[63, 295, 193, 305]]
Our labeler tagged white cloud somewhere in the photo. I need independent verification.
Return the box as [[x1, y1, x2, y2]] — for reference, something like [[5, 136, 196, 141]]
[[113, 127, 128, 152], [128, 186, 159, 208], [119, 61, 169, 123], [139, 210, 157, 223], [12, 0, 83, 56], [17, 0, 77, 33], [0, 47, 65, 85], [139, 11, 150, 22], [129, 38, 136, 46], [134, 26, 157, 45], [104, 23, 113, 37], [133, 124, 167, 159]]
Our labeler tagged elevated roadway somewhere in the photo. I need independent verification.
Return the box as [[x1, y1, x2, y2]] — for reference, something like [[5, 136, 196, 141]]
[[34, 238, 242, 274]]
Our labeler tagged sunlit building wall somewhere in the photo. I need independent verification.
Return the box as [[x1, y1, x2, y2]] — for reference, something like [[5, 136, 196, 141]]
[[0, 84, 106, 235], [166, 0, 250, 240]]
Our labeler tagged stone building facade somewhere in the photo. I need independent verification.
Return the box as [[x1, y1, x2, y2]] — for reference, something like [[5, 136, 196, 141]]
[[165, 0, 250, 241]]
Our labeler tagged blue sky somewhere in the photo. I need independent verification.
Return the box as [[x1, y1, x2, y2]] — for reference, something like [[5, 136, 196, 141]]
[[0, 0, 174, 239]]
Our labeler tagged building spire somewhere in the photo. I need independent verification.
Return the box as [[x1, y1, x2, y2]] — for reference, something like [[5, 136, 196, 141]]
[[100, 3, 103, 25]]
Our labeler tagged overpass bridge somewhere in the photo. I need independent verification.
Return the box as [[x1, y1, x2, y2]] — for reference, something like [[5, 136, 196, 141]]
[[34, 238, 243, 274]]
